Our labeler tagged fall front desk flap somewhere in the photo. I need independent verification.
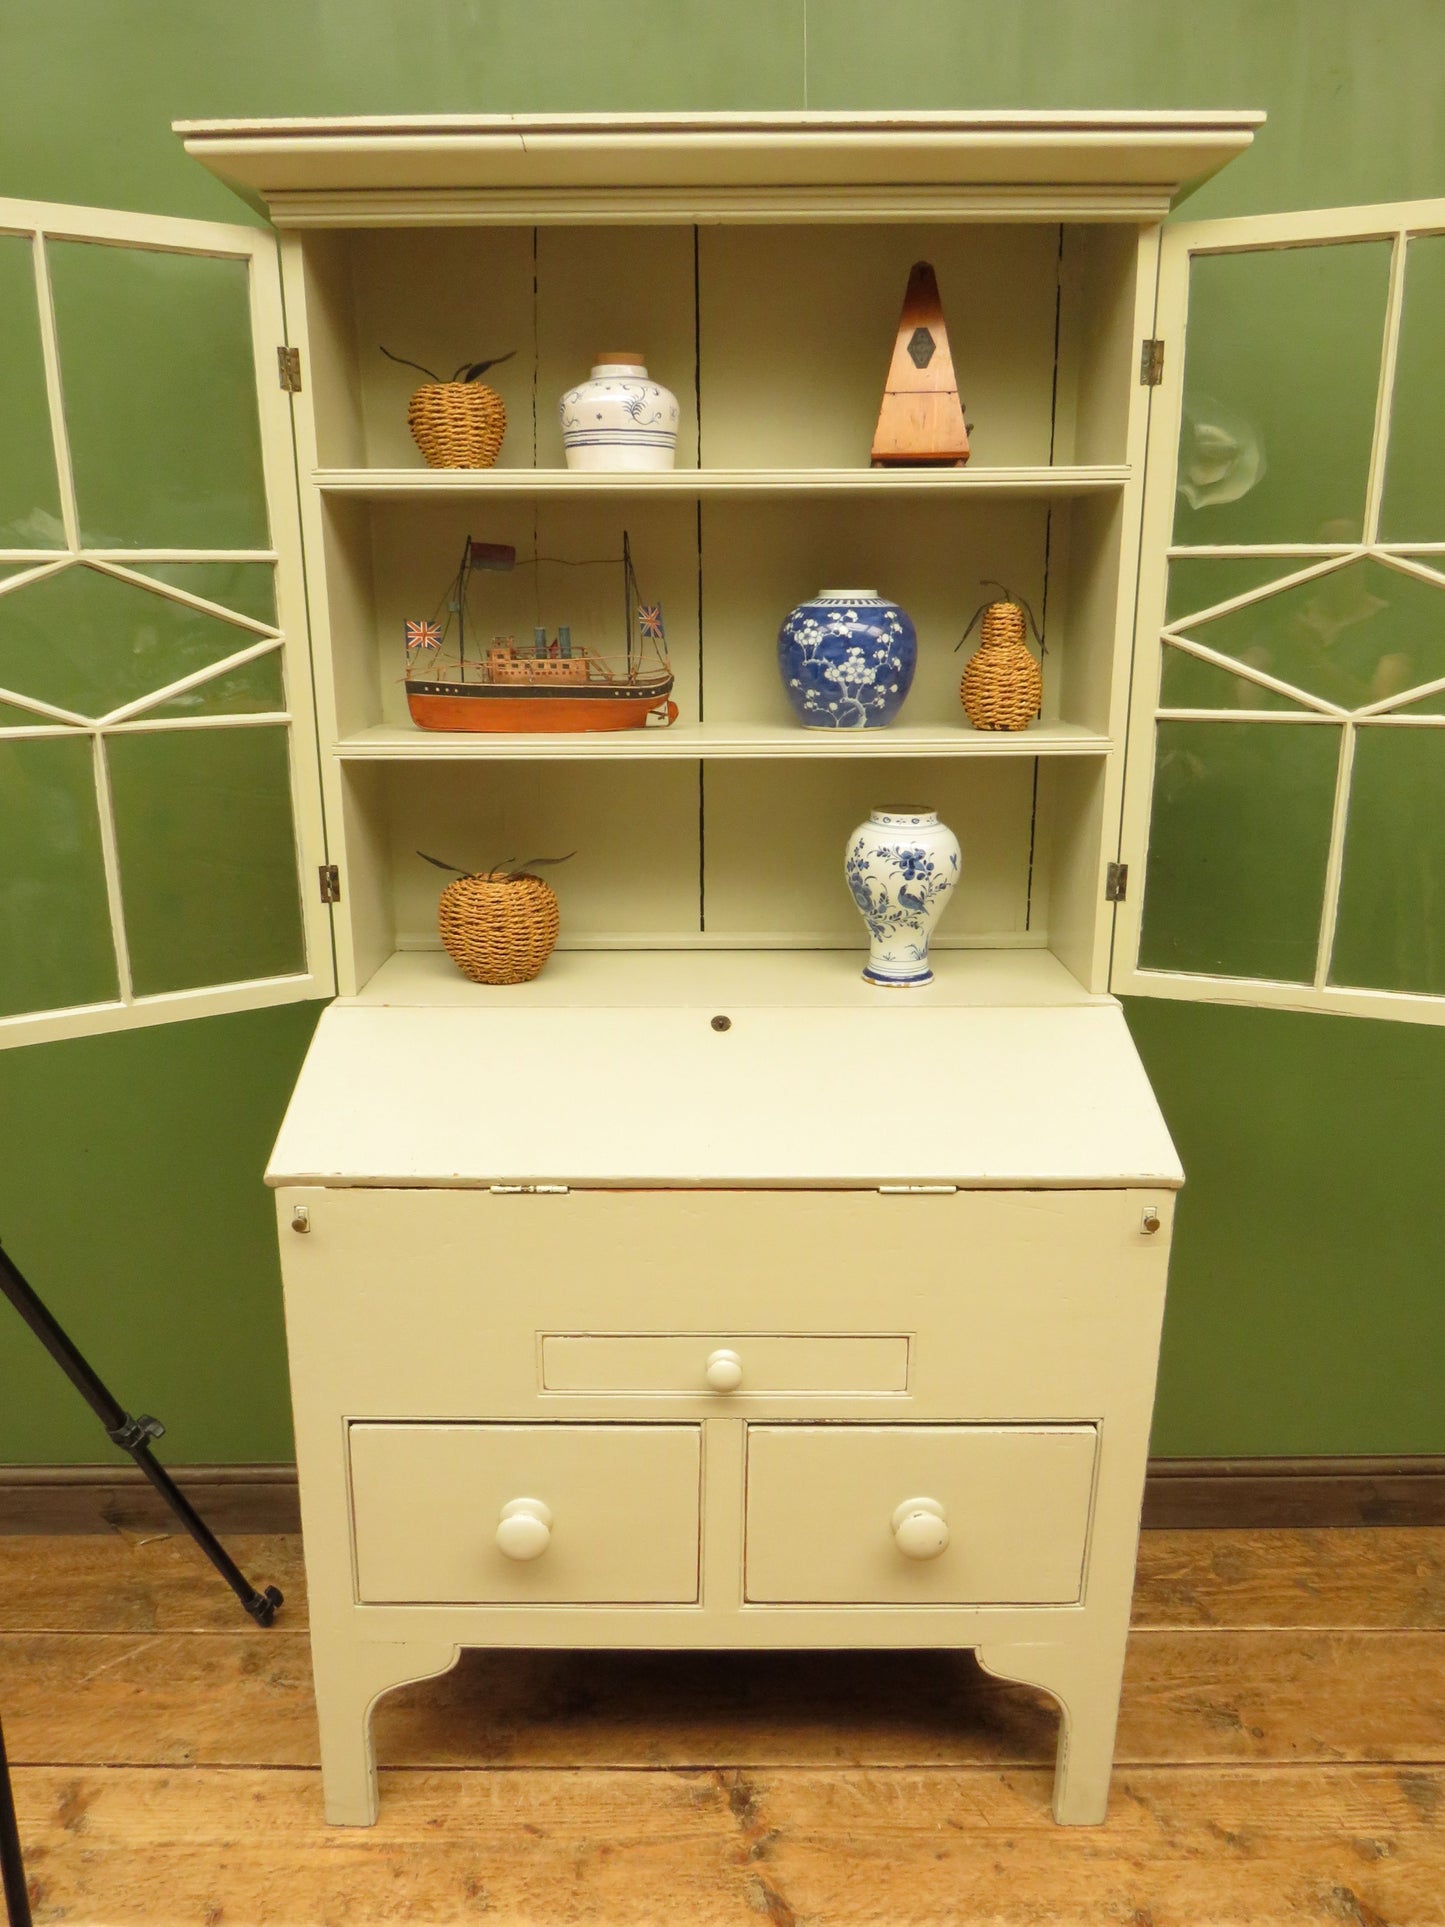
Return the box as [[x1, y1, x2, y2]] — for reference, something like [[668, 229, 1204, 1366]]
[[266, 984, 1181, 1192]]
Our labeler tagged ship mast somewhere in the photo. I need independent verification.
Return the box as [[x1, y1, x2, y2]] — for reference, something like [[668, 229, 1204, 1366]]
[[454, 533, 473, 682]]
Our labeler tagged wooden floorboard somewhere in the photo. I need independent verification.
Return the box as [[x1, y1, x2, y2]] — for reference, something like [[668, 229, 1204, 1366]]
[[9, 1764, 1444, 1926], [5, 1624, 1445, 1771], [6, 1524, 1444, 1635], [4, 1529, 1444, 1923]]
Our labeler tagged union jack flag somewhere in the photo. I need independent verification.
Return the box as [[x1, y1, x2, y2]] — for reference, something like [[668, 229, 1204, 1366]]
[[638, 603, 665, 640], [405, 619, 442, 652]]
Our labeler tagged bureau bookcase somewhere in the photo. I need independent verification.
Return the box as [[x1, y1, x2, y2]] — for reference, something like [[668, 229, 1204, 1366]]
[[175, 113, 1262, 1826]]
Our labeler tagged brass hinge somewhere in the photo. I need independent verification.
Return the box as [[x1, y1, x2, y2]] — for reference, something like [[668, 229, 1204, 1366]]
[[278, 345, 303, 392], [489, 1184, 570, 1195], [877, 1184, 958, 1196], [1139, 338, 1165, 386], [1105, 861, 1129, 903], [318, 863, 341, 903]]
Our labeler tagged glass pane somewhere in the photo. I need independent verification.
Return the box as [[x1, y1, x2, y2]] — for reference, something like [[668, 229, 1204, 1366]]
[[1173, 558, 1445, 710], [144, 647, 284, 718], [0, 564, 261, 719], [106, 726, 304, 994], [1166, 555, 1306, 626], [47, 241, 268, 550], [1160, 644, 1306, 712], [1381, 235, 1445, 542], [1332, 726, 1445, 994], [137, 561, 277, 628], [1139, 720, 1339, 982], [0, 234, 64, 550], [1174, 242, 1390, 547], [0, 735, 117, 1016]]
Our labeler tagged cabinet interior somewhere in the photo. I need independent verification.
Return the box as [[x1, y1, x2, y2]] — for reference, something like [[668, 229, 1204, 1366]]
[[291, 219, 1145, 997]]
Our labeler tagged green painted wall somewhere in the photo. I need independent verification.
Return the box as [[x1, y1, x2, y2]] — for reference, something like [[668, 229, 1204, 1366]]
[[2, 0, 1443, 1463]]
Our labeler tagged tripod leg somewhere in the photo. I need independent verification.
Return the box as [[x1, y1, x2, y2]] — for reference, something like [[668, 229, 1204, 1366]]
[[0, 1242, 282, 1627], [0, 1715, 32, 1927]]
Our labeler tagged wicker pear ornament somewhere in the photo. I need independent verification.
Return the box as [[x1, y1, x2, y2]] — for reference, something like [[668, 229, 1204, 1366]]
[[956, 582, 1044, 731]]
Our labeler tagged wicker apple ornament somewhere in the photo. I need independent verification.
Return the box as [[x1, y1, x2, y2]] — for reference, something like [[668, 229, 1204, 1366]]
[[955, 581, 1044, 731], [381, 347, 515, 469], [419, 850, 573, 985]]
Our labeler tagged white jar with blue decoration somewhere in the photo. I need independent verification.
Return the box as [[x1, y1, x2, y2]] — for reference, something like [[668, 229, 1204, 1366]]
[[777, 589, 917, 728], [559, 353, 679, 470], [845, 808, 961, 987]]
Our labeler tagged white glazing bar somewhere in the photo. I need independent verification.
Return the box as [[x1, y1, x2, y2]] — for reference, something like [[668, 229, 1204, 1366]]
[[1158, 629, 1347, 714], [0, 724, 88, 739], [1353, 711, 1445, 727], [1167, 543, 1357, 558], [1314, 720, 1357, 990], [0, 557, 73, 599], [106, 711, 291, 733], [89, 731, 134, 1004], [84, 549, 281, 563], [98, 635, 285, 725], [1376, 552, 1445, 590], [130, 970, 313, 1008], [30, 233, 80, 555], [0, 684, 92, 726], [1354, 670, 1445, 717], [1120, 966, 1445, 1026], [1361, 230, 1409, 547], [1164, 550, 1363, 630], [86, 558, 282, 638], [1154, 708, 1337, 724]]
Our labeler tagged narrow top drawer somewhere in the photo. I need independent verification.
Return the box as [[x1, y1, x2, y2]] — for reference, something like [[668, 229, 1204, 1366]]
[[541, 1333, 910, 1396]]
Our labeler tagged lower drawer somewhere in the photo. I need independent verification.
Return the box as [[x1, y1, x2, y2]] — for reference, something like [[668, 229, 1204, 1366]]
[[745, 1423, 1097, 1605], [349, 1422, 702, 1604]]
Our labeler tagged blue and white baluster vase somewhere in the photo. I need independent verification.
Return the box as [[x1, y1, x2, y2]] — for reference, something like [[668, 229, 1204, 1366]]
[[844, 809, 962, 987], [777, 588, 917, 728]]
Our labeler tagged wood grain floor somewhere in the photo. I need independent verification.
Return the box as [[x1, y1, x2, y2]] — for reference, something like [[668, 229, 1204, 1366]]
[[4, 1528, 1443, 1924]]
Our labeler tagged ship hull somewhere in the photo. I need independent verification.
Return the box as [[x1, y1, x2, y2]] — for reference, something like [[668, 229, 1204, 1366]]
[[405, 677, 676, 734]]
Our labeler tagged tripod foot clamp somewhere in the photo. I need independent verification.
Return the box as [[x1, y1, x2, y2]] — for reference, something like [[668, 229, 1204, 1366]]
[[105, 1413, 166, 1451], [244, 1585, 285, 1627]]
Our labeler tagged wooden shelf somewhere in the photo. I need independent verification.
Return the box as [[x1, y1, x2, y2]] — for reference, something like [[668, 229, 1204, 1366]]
[[334, 720, 1113, 762], [313, 465, 1130, 502], [347, 945, 1114, 1011]]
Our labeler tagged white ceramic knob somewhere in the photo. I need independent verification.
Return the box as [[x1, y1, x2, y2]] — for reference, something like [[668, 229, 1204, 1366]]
[[496, 1496, 553, 1561], [704, 1348, 744, 1393], [890, 1496, 950, 1561]]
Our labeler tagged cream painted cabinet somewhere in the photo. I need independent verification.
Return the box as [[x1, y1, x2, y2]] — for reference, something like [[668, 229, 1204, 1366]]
[[172, 112, 1266, 1827]]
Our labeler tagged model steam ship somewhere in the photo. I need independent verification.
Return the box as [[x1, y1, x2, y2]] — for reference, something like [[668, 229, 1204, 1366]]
[[404, 533, 676, 733]]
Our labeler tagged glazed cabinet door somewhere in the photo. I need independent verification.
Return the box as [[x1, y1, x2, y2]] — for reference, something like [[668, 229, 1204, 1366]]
[[0, 195, 333, 1048], [1115, 196, 1445, 1026]]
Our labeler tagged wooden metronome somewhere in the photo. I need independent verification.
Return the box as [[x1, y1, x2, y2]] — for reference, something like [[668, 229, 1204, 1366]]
[[870, 260, 970, 467]]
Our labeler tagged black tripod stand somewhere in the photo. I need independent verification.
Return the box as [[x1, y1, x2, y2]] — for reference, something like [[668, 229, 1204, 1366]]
[[1, 1237, 285, 1926]]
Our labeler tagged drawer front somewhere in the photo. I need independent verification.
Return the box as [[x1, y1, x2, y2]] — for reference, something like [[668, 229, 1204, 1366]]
[[541, 1333, 909, 1396], [350, 1423, 701, 1604], [744, 1423, 1096, 1605]]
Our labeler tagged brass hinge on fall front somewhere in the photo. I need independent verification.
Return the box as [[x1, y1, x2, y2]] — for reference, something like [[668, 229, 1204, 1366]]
[[318, 863, 341, 904], [1105, 862, 1129, 903], [278, 345, 303, 392], [489, 1184, 570, 1195], [878, 1184, 958, 1196], [1139, 339, 1165, 386]]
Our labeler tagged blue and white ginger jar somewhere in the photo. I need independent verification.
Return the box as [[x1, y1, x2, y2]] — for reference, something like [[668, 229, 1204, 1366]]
[[777, 588, 917, 728], [845, 808, 961, 987], [559, 356, 679, 471]]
